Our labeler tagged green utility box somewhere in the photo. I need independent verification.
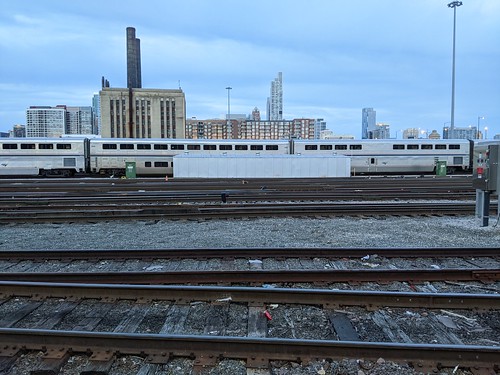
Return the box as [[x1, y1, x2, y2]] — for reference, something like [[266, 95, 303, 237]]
[[436, 161, 447, 176], [125, 161, 136, 179]]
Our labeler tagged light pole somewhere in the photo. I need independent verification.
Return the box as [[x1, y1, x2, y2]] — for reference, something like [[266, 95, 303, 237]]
[[226, 86, 232, 137], [477, 116, 484, 139], [484, 126, 488, 139], [448, 1, 462, 135]]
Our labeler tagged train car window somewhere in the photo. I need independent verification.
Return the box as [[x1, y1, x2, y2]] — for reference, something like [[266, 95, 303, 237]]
[[103, 144, 118, 150], [145, 162, 152, 167], [251, 145, 264, 150], [171, 144, 185, 150], [235, 145, 248, 150], [154, 162, 169, 167], [265, 145, 279, 150], [137, 144, 152, 150], [39, 144, 54, 149], [203, 145, 217, 150], [335, 145, 347, 150], [407, 145, 419, 150], [349, 145, 362, 150], [305, 145, 318, 150], [56, 144, 72, 150], [370, 158, 376, 164], [320, 145, 333, 150], [120, 144, 134, 150], [219, 145, 232, 150], [2, 144, 18, 149], [21, 144, 36, 149], [187, 145, 201, 150], [421, 144, 433, 150], [435, 145, 447, 150], [393, 144, 405, 150], [449, 144, 461, 150], [154, 144, 168, 150]]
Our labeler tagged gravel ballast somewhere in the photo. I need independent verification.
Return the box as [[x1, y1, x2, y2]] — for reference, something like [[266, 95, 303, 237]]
[[1, 215, 499, 250]]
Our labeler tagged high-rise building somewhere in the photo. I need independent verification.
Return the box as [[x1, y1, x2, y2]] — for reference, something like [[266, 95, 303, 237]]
[[92, 94, 101, 135], [99, 88, 186, 138], [251, 107, 261, 121], [267, 72, 283, 121], [65, 106, 94, 135], [361, 108, 376, 139], [314, 118, 327, 139], [26, 106, 95, 137], [26, 106, 66, 137], [126, 27, 142, 89], [372, 123, 390, 139]]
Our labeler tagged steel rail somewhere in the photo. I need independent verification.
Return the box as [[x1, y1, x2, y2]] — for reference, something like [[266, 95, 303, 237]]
[[0, 268, 498, 285], [0, 247, 498, 261], [0, 281, 497, 310], [0, 202, 482, 222], [0, 328, 497, 370]]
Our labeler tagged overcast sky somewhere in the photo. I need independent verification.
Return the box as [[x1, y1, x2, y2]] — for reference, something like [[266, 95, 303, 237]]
[[0, 0, 499, 139]]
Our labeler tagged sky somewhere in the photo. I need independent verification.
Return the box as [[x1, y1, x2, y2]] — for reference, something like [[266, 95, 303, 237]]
[[0, 0, 499, 139]]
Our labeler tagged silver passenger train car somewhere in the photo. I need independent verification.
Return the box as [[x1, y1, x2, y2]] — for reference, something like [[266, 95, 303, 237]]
[[89, 138, 290, 176], [0, 137, 88, 177], [292, 139, 471, 174]]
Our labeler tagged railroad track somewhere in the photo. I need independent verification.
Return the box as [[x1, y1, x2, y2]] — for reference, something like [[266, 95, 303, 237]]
[[0, 201, 491, 223], [0, 281, 498, 374]]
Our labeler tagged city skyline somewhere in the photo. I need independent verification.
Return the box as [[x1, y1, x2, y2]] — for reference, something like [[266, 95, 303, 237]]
[[0, 1, 499, 138]]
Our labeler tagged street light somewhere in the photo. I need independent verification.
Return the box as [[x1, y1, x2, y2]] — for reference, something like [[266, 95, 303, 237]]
[[448, 1, 463, 133], [484, 126, 488, 139], [477, 116, 484, 139], [226, 86, 232, 137]]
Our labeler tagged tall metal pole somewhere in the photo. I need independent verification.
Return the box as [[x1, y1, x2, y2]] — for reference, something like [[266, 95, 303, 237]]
[[226, 87, 232, 138], [448, 1, 462, 136], [477, 116, 484, 139]]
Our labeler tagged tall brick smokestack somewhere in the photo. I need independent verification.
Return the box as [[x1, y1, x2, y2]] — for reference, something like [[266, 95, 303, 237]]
[[126, 27, 141, 89]]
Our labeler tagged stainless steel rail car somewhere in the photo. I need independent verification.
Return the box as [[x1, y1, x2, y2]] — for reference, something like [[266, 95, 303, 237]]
[[292, 139, 471, 174], [0, 138, 88, 177], [89, 138, 290, 176]]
